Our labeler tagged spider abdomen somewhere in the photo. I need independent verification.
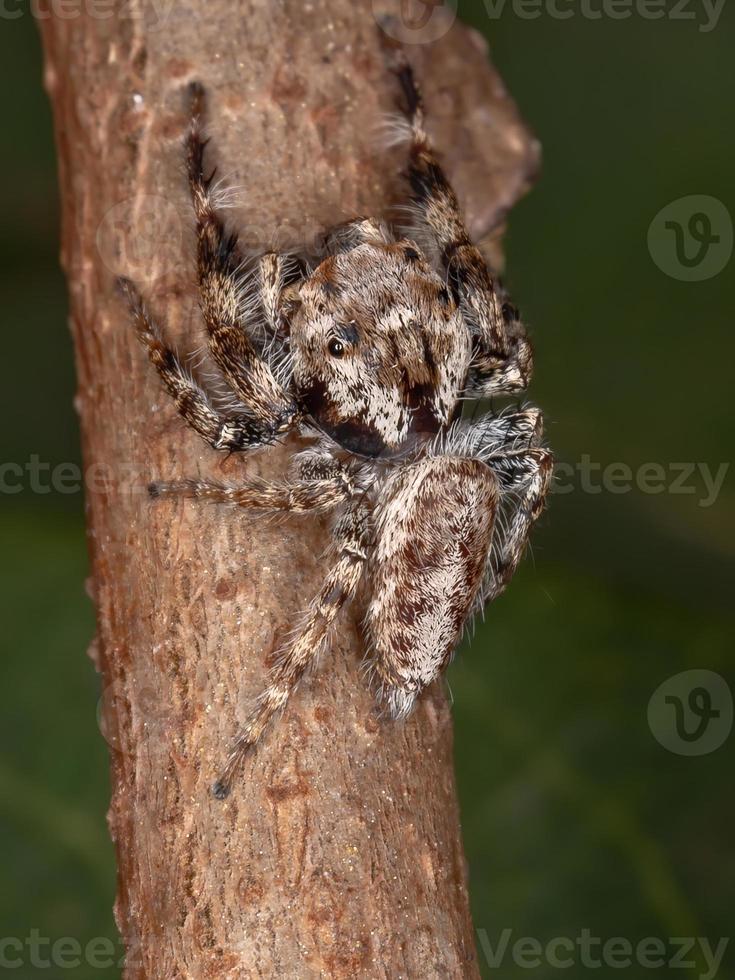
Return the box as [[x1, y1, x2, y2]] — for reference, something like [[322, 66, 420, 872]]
[[366, 456, 498, 718]]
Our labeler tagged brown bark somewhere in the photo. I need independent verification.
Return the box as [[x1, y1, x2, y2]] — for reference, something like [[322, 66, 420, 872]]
[[38, 2, 538, 977]]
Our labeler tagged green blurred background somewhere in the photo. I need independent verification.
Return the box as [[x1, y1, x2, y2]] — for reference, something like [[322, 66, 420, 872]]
[[1, 1, 733, 977]]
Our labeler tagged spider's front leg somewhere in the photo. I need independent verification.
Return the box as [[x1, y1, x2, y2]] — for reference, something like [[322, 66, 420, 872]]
[[119, 84, 303, 453], [186, 82, 300, 433], [212, 500, 369, 799], [387, 47, 533, 398], [118, 277, 267, 452]]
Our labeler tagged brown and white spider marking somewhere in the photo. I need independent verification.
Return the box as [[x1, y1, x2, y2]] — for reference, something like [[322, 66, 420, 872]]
[[119, 55, 553, 799]]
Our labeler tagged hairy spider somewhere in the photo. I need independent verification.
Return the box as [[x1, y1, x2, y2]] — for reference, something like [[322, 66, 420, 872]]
[[119, 54, 553, 799]]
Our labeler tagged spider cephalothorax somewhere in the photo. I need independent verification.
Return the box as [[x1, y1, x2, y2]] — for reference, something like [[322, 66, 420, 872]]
[[120, 55, 552, 799], [290, 238, 470, 455]]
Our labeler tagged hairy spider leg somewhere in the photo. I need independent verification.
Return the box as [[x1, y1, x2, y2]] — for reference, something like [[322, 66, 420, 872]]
[[389, 51, 534, 398], [212, 503, 369, 798], [186, 82, 299, 437]]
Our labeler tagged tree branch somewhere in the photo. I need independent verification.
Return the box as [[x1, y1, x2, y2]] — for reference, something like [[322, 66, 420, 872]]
[[38, 1, 537, 976]]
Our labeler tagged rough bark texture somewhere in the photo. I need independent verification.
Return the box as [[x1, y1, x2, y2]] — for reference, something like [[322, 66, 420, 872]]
[[38, 2, 538, 977]]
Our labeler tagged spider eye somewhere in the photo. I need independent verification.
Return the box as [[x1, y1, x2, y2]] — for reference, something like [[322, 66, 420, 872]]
[[328, 337, 345, 358]]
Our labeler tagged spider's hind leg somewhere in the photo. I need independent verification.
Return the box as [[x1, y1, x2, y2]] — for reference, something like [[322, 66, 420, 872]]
[[456, 409, 553, 606], [480, 446, 553, 605], [212, 502, 369, 799]]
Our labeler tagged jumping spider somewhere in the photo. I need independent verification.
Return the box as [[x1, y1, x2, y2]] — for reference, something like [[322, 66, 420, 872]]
[[119, 57, 553, 799]]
